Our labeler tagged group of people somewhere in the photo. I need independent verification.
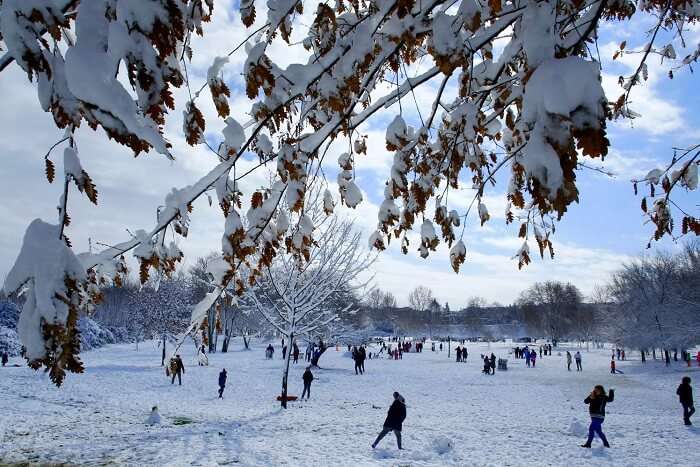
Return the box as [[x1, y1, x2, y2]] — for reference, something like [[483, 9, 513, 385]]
[[455, 345, 468, 362], [566, 351, 583, 371], [352, 346, 367, 374], [482, 353, 496, 374]]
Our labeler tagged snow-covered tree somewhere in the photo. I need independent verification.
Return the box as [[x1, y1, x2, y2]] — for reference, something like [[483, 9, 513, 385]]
[[128, 276, 192, 365], [600, 242, 700, 353], [516, 281, 585, 341], [246, 201, 373, 408], [408, 286, 435, 313], [3, 0, 699, 382]]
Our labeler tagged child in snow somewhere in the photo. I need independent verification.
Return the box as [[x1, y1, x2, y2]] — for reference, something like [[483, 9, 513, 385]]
[[530, 351, 536, 367], [146, 406, 161, 425], [581, 385, 614, 448], [676, 376, 695, 426], [301, 366, 314, 400], [610, 359, 616, 374], [372, 392, 406, 450], [218, 369, 227, 399]]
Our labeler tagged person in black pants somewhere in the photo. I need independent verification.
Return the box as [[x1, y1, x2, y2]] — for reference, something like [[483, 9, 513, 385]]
[[372, 392, 406, 450], [301, 367, 314, 399], [581, 385, 614, 448], [218, 369, 227, 398], [677, 376, 695, 425]]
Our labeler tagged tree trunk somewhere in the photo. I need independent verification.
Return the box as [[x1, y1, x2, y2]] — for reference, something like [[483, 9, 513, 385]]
[[221, 335, 230, 353], [243, 335, 250, 350], [281, 332, 294, 409], [641, 349, 646, 363], [161, 336, 166, 366], [310, 342, 328, 367]]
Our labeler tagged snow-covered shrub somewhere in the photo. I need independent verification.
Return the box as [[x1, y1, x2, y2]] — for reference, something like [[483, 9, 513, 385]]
[[0, 326, 22, 356], [78, 317, 116, 351], [0, 300, 20, 329]]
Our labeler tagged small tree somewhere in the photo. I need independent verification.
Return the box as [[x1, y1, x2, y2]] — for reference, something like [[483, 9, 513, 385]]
[[246, 204, 374, 408]]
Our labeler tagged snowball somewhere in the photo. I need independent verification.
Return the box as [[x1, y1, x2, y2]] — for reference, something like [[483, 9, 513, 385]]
[[146, 406, 162, 426], [432, 436, 454, 455]]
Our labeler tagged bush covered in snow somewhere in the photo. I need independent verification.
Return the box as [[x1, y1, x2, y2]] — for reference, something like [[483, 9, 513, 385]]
[[79, 317, 117, 351], [0, 326, 21, 356], [0, 300, 20, 329]]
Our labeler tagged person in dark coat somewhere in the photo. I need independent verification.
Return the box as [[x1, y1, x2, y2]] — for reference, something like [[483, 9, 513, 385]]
[[483, 355, 490, 374], [581, 385, 614, 448], [301, 366, 314, 399], [489, 353, 496, 375], [170, 354, 185, 385], [1, 352, 8, 366], [372, 392, 406, 450], [677, 376, 695, 425], [293, 343, 300, 364], [359, 346, 367, 373], [218, 369, 227, 398], [282, 345, 288, 360]]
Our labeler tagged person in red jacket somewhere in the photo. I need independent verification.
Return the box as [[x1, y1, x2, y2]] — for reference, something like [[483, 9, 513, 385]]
[[610, 359, 616, 374]]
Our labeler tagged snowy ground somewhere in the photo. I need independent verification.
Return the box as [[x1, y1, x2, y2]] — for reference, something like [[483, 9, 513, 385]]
[[0, 339, 698, 467]]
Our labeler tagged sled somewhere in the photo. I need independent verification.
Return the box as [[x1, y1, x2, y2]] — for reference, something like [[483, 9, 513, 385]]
[[276, 395, 298, 401]]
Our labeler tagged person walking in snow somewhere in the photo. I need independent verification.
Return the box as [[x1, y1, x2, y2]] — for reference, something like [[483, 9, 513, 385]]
[[462, 346, 468, 362], [566, 351, 572, 371], [170, 354, 185, 385], [293, 343, 300, 364], [301, 366, 314, 400], [610, 359, 616, 374], [282, 344, 288, 360], [266, 344, 275, 359], [218, 369, 227, 398], [1, 351, 8, 366], [359, 346, 367, 373], [581, 385, 614, 448], [530, 350, 537, 367], [456, 346, 462, 362], [524, 348, 531, 367], [372, 392, 406, 450], [352, 346, 363, 375], [490, 353, 496, 375], [575, 351, 582, 371], [677, 376, 695, 426], [483, 355, 491, 374]]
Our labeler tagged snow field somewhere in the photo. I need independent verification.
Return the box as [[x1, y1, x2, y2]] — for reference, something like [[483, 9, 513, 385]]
[[0, 340, 699, 466]]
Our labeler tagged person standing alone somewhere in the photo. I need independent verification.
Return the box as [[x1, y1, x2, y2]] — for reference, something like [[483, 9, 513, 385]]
[[170, 354, 185, 385], [372, 392, 406, 450], [302, 366, 314, 400], [677, 376, 695, 426], [575, 351, 582, 371], [581, 385, 614, 448], [218, 369, 227, 398], [566, 351, 572, 371]]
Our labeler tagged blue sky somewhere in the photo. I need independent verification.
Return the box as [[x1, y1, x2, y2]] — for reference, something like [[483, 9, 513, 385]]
[[0, 2, 698, 307]]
